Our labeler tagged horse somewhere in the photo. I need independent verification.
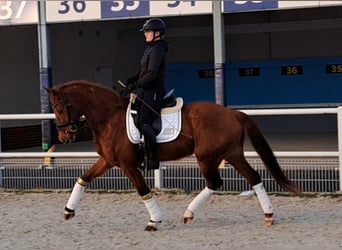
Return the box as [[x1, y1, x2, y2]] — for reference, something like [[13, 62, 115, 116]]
[[45, 80, 299, 231]]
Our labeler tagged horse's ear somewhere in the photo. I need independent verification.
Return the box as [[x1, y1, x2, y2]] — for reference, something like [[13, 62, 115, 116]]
[[44, 87, 57, 96], [44, 86, 51, 94]]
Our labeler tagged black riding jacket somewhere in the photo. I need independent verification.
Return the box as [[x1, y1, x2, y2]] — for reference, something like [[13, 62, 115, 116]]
[[128, 39, 168, 92], [127, 39, 169, 127]]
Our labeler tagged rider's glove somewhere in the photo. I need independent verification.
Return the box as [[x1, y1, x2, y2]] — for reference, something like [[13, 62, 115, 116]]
[[121, 82, 137, 97]]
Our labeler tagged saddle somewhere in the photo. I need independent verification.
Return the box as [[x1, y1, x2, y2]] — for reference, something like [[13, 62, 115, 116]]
[[126, 89, 183, 144]]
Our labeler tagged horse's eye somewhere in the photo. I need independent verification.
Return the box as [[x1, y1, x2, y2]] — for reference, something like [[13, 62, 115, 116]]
[[70, 124, 78, 132]]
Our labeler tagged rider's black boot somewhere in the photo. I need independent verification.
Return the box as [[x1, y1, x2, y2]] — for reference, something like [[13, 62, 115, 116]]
[[142, 124, 160, 170]]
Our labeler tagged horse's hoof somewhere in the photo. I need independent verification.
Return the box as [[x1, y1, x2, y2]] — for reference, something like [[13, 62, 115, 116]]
[[145, 225, 158, 231], [183, 209, 194, 224], [145, 220, 160, 231], [264, 214, 275, 226], [64, 211, 75, 220], [183, 217, 193, 224]]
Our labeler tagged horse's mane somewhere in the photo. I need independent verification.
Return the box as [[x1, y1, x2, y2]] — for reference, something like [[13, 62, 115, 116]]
[[55, 80, 114, 95], [54, 80, 129, 117], [55, 80, 128, 108]]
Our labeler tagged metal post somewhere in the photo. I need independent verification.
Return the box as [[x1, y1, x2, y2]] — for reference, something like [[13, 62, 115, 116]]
[[0, 120, 2, 153], [0, 121, 2, 187], [0, 164, 2, 188], [213, 1, 226, 106], [37, 1, 52, 152], [337, 107, 342, 192], [154, 167, 163, 189]]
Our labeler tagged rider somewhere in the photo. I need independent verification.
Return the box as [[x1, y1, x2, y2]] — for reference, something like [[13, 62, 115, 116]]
[[123, 18, 168, 170]]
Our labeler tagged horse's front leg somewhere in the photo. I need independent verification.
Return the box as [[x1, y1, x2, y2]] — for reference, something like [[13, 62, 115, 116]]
[[121, 165, 162, 231], [64, 157, 111, 220]]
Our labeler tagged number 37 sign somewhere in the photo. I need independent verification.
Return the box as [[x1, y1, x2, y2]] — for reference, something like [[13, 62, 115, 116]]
[[0, 1, 37, 24]]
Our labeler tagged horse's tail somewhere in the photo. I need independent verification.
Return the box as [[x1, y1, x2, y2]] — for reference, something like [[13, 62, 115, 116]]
[[236, 111, 300, 195]]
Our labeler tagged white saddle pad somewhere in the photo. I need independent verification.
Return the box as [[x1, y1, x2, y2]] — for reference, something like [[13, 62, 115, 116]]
[[126, 98, 183, 144]]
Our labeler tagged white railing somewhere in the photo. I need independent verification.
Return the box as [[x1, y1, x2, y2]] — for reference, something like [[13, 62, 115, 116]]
[[0, 107, 342, 191]]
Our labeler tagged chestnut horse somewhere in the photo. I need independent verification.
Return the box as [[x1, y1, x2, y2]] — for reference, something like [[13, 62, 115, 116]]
[[45, 80, 299, 231]]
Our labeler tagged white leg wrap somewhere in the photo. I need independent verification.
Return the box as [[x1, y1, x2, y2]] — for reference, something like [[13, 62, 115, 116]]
[[143, 197, 162, 222], [253, 183, 273, 214], [66, 182, 85, 211], [186, 186, 214, 214]]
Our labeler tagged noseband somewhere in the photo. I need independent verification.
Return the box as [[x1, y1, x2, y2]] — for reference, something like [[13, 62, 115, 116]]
[[52, 99, 79, 133]]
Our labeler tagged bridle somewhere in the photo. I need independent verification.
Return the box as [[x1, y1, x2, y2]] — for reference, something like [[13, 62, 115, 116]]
[[52, 98, 79, 133]]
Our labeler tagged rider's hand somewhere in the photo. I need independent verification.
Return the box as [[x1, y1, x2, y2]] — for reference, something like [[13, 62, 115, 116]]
[[121, 82, 137, 97]]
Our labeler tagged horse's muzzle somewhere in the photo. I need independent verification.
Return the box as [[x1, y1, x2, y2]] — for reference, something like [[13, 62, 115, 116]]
[[58, 126, 77, 144]]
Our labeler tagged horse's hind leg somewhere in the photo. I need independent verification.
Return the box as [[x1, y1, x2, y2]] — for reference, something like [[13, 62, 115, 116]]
[[228, 153, 274, 225], [64, 157, 111, 220], [183, 159, 223, 224]]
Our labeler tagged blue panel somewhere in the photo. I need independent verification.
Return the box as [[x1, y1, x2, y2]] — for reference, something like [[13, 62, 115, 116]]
[[101, 1, 149, 19], [165, 58, 342, 107], [225, 58, 342, 106], [224, 0, 278, 12], [166, 64, 215, 103]]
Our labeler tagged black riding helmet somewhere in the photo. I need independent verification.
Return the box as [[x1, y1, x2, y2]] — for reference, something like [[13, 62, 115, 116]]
[[139, 18, 166, 35]]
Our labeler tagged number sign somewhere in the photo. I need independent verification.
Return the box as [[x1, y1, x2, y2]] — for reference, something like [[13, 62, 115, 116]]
[[101, 1, 149, 19], [326, 64, 342, 74], [224, 0, 278, 12], [198, 69, 215, 78], [239, 67, 260, 77], [0, 1, 37, 25], [281, 66, 303, 75], [46, 1, 100, 23], [150, 1, 212, 16]]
